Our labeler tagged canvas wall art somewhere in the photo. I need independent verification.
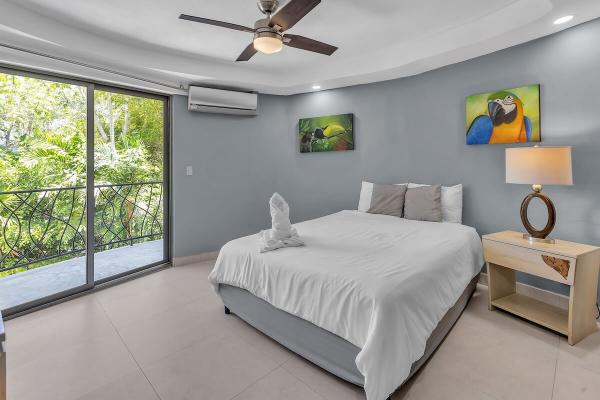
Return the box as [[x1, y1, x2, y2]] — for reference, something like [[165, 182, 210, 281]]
[[299, 113, 354, 153], [466, 84, 540, 145]]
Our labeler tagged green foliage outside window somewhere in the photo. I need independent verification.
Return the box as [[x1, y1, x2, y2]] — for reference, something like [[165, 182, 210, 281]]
[[0, 73, 165, 277]]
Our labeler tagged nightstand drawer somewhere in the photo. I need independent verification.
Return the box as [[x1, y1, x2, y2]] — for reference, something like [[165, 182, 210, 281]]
[[484, 239, 576, 285]]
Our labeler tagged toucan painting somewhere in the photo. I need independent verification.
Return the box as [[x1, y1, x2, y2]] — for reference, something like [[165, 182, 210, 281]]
[[466, 84, 540, 145], [299, 113, 354, 153]]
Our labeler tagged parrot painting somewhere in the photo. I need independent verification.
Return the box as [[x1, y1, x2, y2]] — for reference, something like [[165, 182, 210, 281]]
[[466, 90, 533, 145]]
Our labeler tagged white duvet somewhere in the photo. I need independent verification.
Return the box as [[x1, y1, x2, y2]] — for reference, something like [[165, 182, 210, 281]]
[[208, 210, 483, 400]]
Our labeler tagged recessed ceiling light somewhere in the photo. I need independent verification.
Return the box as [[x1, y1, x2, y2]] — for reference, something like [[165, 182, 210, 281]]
[[554, 15, 573, 25], [312, 85, 321, 90]]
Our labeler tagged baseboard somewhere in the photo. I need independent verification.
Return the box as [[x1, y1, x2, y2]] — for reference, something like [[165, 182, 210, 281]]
[[172, 251, 219, 267], [478, 272, 570, 310]]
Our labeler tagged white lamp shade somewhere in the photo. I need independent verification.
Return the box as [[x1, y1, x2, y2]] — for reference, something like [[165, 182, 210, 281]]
[[506, 146, 573, 185]]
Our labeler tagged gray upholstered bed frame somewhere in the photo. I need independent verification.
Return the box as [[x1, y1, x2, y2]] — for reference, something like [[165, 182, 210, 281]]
[[218, 274, 479, 398]]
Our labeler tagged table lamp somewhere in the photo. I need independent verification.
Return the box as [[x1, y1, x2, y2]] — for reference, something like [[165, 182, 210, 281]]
[[505, 146, 573, 243]]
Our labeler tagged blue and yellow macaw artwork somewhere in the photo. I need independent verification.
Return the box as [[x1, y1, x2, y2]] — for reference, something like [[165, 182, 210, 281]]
[[466, 85, 540, 145]]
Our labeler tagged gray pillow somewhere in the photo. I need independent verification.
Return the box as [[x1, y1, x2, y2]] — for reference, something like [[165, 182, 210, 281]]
[[404, 185, 443, 222], [367, 183, 407, 218]]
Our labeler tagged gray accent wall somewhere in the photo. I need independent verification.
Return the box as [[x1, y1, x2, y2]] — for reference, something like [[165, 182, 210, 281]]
[[173, 19, 600, 301]]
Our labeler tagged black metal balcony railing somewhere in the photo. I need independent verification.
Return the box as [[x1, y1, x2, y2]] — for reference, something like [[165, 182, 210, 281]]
[[0, 181, 163, 275]]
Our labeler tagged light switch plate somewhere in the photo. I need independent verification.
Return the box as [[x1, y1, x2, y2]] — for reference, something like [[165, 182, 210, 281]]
[[186, 165, 193, 176]]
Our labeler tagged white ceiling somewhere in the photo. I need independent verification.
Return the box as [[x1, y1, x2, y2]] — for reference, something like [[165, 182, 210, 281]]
[[1, 0, 599, 95]]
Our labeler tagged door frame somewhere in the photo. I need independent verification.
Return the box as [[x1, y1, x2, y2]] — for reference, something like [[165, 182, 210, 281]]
[[91, 84, 171, 285], [0, 65, 172, 317]]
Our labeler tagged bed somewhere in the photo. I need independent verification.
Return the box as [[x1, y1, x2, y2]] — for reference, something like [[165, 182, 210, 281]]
[[208, 210, 483, 400]]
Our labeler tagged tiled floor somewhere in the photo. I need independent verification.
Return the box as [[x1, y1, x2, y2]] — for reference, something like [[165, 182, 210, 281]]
[[5, 260, 600, 400]]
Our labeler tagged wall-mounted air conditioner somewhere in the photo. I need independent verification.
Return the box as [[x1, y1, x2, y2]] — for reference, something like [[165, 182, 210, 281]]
[[188, 86, 258, 115]]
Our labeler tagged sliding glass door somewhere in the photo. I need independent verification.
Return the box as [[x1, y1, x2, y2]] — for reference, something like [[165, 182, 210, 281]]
[[0, 68, 170, 315], [93, 89, 167, 282], [0, 71, 89, 311]]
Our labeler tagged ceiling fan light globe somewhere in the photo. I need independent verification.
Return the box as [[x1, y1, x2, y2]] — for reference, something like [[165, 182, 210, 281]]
[[253, 36, 283, 54]]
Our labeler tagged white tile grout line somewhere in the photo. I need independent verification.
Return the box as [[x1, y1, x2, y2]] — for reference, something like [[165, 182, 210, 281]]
[[94, 297, 164, 400], [224, 314, 300, 400], [550, 339, 560, 400], [280, 358, 354, 400], [93, 289, 240, 369], [192, 309, 325, 400], [228, 364, 288, 400], [94, 287, 286, 400]]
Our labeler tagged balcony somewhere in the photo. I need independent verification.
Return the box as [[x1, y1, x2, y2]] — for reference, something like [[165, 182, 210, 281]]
[[0, 182, 165, 311]]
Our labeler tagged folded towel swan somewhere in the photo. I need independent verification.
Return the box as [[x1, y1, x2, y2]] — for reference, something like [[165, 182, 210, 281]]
[[259, 193, 305, 253]]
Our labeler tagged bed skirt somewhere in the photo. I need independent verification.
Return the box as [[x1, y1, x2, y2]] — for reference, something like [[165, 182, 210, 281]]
[[219, 273, 479, 388]]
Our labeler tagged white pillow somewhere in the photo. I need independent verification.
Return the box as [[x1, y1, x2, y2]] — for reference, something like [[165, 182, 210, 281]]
[[358, 181, 409, 212], [358, 181, 374, 212], [408, 183, 463, 223]]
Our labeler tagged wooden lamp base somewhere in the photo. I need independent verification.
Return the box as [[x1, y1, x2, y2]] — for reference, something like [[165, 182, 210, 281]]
[[520, 184, 556, 244]]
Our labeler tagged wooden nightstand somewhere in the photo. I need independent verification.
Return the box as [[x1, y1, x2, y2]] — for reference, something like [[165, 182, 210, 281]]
[[483, 231, 600, 345]]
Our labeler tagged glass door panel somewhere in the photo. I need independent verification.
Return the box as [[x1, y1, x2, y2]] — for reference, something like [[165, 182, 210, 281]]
[[0, 71, 89, 312], [93, 89, 166, 282]]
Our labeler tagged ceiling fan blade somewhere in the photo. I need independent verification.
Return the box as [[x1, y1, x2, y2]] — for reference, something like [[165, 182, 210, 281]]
[[284, 34, 337, 56], [179, 14, 255, 33], [236, 43, 258, 62], [270, 0, 321, 31]]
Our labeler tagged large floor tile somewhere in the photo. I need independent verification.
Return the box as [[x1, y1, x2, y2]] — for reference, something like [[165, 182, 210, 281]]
[[557, 333, 600, 375], [8, 328, 139, 400], [8, 266, 596, 400], [116, 295, 245, 367], [234, 367, 324, 400], [393, 286, 559, 400], [230, 317, 295, 366], [406, 311, 558, 399], [93, 262, 212, 309], [96, 280, 200, 328], [282, 355, 366, 400], [553, 334, 600, 400], [554, 352, 600, 400], [143, 331, 279, 400], [5, 296, 116, 369], [75, 369, 160, 400], [92, 267, 179, 302], [395, 367, 500, 400]]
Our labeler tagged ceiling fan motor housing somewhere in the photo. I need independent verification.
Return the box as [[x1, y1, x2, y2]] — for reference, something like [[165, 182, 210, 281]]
[[257, 0, 279, 15], [253, 18, 283, 40]]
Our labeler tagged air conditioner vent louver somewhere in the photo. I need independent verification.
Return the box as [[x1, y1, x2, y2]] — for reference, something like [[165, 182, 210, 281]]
[[188, 86, 258, 115]]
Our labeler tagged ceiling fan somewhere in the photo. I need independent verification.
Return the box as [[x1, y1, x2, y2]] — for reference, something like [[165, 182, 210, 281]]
[[179, 0, 338, 62]]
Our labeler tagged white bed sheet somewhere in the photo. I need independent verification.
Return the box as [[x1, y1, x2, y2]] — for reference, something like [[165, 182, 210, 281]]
[[208, 210, 483, 400]]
